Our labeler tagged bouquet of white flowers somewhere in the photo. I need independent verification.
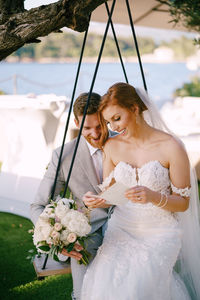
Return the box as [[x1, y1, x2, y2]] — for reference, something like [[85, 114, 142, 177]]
[[33, 198, 91, 265]]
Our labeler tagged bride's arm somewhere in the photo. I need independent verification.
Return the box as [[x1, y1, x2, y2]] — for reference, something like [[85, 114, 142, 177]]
[[125, 138, 191, 212], [161, 137, 190, 211]]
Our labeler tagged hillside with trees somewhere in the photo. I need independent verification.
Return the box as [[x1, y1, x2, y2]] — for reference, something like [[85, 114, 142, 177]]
[[8, 32, 197, 62]]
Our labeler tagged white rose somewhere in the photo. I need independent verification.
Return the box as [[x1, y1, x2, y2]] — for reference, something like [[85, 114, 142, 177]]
[[51, 230, 60, 242], [67, 232, 77, 243], [54, 222, 62, 231]]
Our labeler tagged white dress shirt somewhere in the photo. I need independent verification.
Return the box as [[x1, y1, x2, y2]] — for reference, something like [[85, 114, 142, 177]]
[[86, 141, 103, 184]]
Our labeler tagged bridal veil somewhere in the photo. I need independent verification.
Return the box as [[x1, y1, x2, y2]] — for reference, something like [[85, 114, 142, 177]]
[[136, 88, 200, 300]]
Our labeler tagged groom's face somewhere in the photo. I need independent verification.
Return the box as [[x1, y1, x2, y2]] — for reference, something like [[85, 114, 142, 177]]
[[74, 113, 102, 148]]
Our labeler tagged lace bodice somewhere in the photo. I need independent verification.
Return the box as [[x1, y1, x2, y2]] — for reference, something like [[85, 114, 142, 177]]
[[99, 160, 191, 198]]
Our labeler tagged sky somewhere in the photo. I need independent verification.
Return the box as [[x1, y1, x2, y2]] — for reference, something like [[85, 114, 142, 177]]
[[24, 0, 197, 42]]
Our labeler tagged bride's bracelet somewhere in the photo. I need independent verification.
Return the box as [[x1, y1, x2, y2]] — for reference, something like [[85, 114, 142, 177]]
[[156, 193, 168, 208], [160, 195, 168, 208], [156, 193, 165, 207]]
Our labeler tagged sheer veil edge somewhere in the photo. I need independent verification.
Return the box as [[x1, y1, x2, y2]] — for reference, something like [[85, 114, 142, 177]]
[[136, 88, 200, 300]]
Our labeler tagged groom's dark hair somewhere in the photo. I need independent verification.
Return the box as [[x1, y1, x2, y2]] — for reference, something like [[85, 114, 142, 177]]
[[73, 92, 101, 121]]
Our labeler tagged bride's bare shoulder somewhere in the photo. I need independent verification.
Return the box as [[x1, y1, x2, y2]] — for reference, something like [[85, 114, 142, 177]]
[[102, 135, 120, 154], [105, 135, 120, 146], [157, 131, 189, 162]]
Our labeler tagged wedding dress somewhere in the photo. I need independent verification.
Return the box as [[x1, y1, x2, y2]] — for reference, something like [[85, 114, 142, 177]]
[[81, 160, 191, 300]]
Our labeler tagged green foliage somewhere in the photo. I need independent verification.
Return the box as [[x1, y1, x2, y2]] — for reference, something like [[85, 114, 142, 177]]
[[161, 36, 197, 59], [10, 32, 156, 60], [0, 90, 6, 95], [157, 0, 200, 45], [0, 212, 72, 300], [10, 31, 197, 61], [174, 76, 200, 97], [12, 44, 36, 58]]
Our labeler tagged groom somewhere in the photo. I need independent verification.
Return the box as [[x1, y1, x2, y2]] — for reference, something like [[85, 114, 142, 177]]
[[30, 92, 112, 300]]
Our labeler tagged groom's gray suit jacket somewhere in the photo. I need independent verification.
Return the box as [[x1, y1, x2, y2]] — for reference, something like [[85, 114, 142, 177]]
[[30, 135, 114, 300], [30, 135, 110, 233]]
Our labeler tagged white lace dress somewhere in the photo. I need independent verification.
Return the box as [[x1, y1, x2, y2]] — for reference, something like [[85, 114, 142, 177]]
[[81, 161, 191, 300]]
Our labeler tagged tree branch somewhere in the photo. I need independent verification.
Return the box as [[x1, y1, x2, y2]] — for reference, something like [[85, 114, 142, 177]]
[[0, 0, 107, 60]]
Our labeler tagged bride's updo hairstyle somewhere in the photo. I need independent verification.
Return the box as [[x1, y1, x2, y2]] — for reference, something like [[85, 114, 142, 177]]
[[99, 82, 148, 147]]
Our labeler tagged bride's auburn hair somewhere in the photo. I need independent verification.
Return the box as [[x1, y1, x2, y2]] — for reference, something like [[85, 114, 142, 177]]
[[99, 82, 148, 147]]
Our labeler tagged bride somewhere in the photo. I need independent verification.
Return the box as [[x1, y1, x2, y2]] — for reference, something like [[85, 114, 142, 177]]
[[81, 82, 200, 300]]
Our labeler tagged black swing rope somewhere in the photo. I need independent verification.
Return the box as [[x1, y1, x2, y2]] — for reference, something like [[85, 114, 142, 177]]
[[125, 0, 148, 92], [105, 2, 129, 84]]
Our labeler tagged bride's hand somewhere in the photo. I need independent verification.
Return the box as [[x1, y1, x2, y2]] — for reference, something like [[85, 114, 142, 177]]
[[83, 191, 111, 208], [125, 185, 157, 204]]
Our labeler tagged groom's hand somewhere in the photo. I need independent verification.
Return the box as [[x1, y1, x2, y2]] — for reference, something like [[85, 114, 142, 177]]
[[83, 191, 111, 208], [61, 243, 83, 261]]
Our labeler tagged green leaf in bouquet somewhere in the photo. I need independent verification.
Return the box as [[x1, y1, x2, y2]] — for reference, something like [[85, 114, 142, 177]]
[[77, 238, 85, 248], [38, 245, 50, 252], [60, 185, 73, 199], [37, 240, 47, 246], [50, 218, 55, 226], [78, 249, 91, 265], [65, 242, 75, 253], [69, 200, 77, 210], [69, 202, 73, 209], [53, 253, 60, 262]]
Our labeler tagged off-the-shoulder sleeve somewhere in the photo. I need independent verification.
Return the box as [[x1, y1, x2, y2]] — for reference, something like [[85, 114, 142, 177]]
[[171, 182, 191, 198], [98, 170, 115, 192]]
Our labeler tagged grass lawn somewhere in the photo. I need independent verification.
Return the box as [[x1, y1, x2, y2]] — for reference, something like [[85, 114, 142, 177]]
[[0, 212, 73, 300]]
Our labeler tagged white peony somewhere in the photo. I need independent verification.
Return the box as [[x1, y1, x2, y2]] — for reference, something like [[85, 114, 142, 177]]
[[40, 206, 55, 220], [55, 200, 70, 219], [60, 198, 74, 206], [61, 210, 91, 236], [33, 218, 52, 245]]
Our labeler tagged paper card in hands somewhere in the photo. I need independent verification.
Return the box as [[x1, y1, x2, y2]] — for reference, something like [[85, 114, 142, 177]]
[[99, 182, 129, 205]]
